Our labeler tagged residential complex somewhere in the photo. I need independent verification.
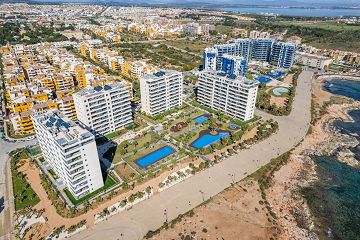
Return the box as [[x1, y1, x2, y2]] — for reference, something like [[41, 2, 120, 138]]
[[249, 30, 271, 39], [197, 70, 259, 121], [270, 42, 297, 69], [73, 82, 133, 136], [220, 54, 248, 77], [206, 38, 297, 69], [32, 110, 104, 200], [0, 42, 132, 135], [295, 52, 333, 69], [140, 70, 183, 116]]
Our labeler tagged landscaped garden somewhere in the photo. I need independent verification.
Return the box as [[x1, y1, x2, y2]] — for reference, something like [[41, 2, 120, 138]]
[[10, 149, 40, 211], [64, 174, 117, 206], [256, 67, 301, 116]]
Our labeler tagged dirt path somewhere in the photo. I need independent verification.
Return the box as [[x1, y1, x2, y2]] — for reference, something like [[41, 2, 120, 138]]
[[18, 158, 196, 239]]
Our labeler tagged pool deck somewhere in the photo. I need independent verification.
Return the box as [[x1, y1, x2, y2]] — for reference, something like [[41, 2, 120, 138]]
[[193, 114, 210, 124], [190, 129, 230, 149], [134, 146, 176, 169]]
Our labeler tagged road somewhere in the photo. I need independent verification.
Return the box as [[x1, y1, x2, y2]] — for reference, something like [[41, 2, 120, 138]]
[[0, 138, 37, 240], [72, 69, 313, 240]]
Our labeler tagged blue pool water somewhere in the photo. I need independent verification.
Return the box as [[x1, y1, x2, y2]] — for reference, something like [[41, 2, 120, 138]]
[[255, 76, 272, 83], [229, 125, 239, 130], [266, 71, 284, 79], [135, 146, 175, 168], [191, 132, 230, 149], [272, 87, 289, 96], [194, 115, 209, 124]]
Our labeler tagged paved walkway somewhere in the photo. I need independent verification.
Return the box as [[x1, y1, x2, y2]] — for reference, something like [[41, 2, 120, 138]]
[[72, 69, 313, 240], [0, 139, 37, 240]]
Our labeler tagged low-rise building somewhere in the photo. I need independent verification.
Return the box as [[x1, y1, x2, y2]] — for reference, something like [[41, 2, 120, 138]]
[[294, 52, 333, 69]]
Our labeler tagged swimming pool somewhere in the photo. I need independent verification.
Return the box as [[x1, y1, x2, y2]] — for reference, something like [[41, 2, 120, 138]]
[[135, 146, 175, 168], [193, 115, 209, 124], [255, 76, 272, 83], [191, 132, 230, 149], [229, 125, 239, 130], [266, 71, 284, 79], [272, 87, 289, 96]]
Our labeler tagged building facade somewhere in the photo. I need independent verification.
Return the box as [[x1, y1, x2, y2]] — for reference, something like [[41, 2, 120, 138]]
[[32, 110, 104, 200], [220, 54, 248, 77], [140, 70, 183, 116], [197, 70, 259, 121], [203, 48, 218, 71], [207, 38, 296, 69], [73, 82, 133, 136], [270, 42, 296, 69], [295, 52, 333, 69]]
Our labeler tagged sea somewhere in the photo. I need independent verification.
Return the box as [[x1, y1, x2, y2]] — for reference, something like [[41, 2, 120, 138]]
[[221, 7, 360, 17], [302, 79, 360, 240]]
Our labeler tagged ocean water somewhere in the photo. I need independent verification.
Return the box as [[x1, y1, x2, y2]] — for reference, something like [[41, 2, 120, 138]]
[[303, 80, 360, 240], [221, 7, 360, 17], [323, 80, 360, 101]]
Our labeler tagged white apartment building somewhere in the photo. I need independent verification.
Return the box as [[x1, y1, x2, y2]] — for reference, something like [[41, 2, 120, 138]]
[[197, 70, 259, 121], [32, 110, 104, 200], [73, 82, 133, 136], [295, 52, 333, 69], [140, 70, 183, 116], [250, 30, 271, 39]]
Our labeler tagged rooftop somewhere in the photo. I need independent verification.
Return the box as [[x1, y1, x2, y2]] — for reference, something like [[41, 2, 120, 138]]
[[202, 70, 259, 88], [32, 110, 93, 147], [141, 69, 181, 81], [74, 81, 127, 97]]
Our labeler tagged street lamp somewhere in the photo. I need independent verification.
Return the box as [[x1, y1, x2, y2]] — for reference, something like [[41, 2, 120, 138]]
[[199, 190, 205, 201], [164, 209, 168, 223]]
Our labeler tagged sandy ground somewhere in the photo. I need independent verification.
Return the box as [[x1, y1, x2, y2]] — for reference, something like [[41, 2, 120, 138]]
[[17, 158, 200, 239], [269, 94, 287, 107], [283, 74, 294, 85], [150, 180, 276, 240]]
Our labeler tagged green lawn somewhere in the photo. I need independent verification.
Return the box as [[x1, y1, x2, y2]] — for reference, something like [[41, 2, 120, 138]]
[[110, 132, 159, 164], [10, 150, 40, 211], [26, 145, 42, 157], [231, 116, 258, 127], [64, 175, 116, 206]]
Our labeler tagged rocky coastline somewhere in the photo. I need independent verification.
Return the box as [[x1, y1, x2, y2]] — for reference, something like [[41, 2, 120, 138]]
[[267, 79, 360, 240]]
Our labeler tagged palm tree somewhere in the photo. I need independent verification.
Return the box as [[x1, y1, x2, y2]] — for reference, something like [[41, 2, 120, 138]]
[[209, 117, 217, 132]]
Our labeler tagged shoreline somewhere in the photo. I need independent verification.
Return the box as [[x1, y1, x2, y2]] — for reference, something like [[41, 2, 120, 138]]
[[267, 77, 360, 239]]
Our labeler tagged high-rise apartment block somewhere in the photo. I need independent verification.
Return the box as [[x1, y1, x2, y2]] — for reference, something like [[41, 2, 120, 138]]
[[32, 110, 104, 200], [205, 38, 296, 69], [73, 82, 133, 136], [270, 42, 297, 69], [203, 48, 218, 71], [197, 70, 259, 121], [140, 70, 183, 116], [220, 54, 248, 77]]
